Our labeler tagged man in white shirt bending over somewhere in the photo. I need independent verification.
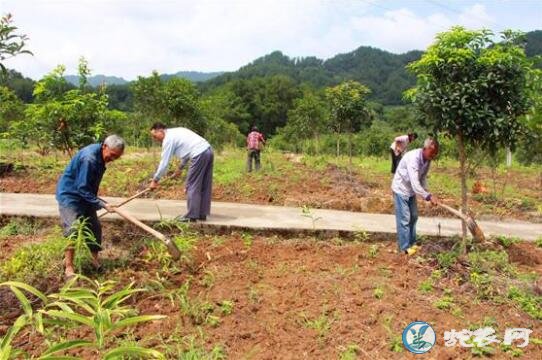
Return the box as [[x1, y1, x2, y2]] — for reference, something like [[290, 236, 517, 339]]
[[390, 132, 417, 174], [391, 137, 439, 256], [149, 122, 214, 222]]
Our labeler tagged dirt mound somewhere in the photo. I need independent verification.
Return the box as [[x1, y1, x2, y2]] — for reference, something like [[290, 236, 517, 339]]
[[508, 242, 542, 266]]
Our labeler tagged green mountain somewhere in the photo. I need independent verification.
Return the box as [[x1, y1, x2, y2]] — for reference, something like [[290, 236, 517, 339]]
[[202, 48, 423, 105], [64, 74, 128, 87], [161, 71, 224, 82], [203, 30, 542, 105], [64, 71, 223, 87], [525, 30, 542, 57]]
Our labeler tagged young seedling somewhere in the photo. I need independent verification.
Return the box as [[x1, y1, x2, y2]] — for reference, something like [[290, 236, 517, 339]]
[[301, 205, 322, 230], [373, 285, 384, 299], [368, 244, 379, 259]]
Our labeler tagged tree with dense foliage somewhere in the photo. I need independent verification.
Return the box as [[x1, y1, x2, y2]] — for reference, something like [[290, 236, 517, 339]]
[[13, 59, 126, 154], [132, 71, 204, 134], [325, 80, 372, 163], [224, 75, 301, 136], [406, 27, 541, 238], [280, 91, 329, 153], [0, 85, 24, 133], [0, 69, 35, 102], [0, 13, 32, 73]]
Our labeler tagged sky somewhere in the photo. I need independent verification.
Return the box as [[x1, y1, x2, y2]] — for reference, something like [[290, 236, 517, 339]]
[[1, 0, 541, 80]]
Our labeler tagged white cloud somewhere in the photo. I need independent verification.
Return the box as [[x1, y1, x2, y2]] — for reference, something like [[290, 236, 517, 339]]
[[0, 0, 535, 80]]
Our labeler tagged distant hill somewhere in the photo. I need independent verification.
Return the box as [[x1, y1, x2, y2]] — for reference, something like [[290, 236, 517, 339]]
[[8, 30, 541, 105], [64, 71, 223, 87], [64, 74, 128, 87], [203, 30, 541, 105], [161, 71, 224, 82], [202, 48, 423, 105]]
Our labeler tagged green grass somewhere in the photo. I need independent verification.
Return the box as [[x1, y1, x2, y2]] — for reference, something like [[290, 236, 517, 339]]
[[507, 286, 542, 320], [0, 218, 41, 239], [0, 227, 66, 283], [434, 290, 455, 310], [299, 309, 335, 339], [418, 278, 433, 294]]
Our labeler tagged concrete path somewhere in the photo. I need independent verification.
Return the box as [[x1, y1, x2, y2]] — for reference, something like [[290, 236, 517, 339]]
[[0, 193, 540, 241]]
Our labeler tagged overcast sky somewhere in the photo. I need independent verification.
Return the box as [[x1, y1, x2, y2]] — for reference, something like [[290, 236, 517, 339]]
[[1, 0, 541, 80]]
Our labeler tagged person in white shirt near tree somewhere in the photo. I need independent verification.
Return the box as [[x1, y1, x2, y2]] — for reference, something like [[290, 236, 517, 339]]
[[390, 132, 417, 174]]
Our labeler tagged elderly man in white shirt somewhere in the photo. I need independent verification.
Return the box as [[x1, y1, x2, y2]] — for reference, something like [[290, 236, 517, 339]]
[[149, 122, 214, 222], [391, 137, 439, 255], [390, 132, 417, 174]]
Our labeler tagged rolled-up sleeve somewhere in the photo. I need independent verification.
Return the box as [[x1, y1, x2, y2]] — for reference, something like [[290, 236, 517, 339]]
[[76, 159, 104, 210]]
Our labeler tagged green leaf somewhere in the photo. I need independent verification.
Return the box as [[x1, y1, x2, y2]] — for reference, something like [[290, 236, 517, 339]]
[[0, 315, 27, 352], [110, 315, 166, 332], [103, 346, 165, 360], [1, 281, 48, 304], [44, 310, 94, 327], [9, 286, 33, 318], [41, 339, 94, 356]]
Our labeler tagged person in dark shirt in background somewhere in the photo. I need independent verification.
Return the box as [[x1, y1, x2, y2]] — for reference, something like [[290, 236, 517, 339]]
[[56, 135, 125, 279]]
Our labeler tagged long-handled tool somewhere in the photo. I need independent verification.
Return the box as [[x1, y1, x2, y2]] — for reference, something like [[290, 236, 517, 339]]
[[98, 174, 176, 218], [98, 187, 152, 218], [108, 205, 181, 260], [437, 202, 485, 242]]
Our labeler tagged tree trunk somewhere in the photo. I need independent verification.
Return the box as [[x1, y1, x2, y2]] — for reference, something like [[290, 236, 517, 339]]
[[336, 134, 340, 157], [506, 147, 512, 167], [457, 132, 468, 241], [348, 132, 353, 169]]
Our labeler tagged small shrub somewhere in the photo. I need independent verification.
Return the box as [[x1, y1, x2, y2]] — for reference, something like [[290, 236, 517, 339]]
[[507, 286, 542, 320], [339, 344, 360, 360], [418, 279, 433, 294], [434, 290, 454, 310], [435, 250, 459, 271], [495, 235, 520, 248], [368, 244, 379, 258], [468, 250, 514, 276], [373, 285, 384, 299], [219, 300, 234, 315]]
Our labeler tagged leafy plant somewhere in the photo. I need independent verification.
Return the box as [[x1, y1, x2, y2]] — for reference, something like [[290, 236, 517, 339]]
[[368, 244, 379, 258], [353, 229, 369, 242], [507, 286, 542, 320], [177, 281, 217, 326], [66, 217, 98, 274], [219, 300, 234, 316], [0, 218, 40, 239], [382, 315, 402, 353], [373, 285, 384, 299], [435, 249, 459, 271], [301, 205, 322, 230], [434, 292, 455, 310], [468, 250, 515, 276], [339, 344, 360, 360], [241, 232, 253, 248], [418, 279, 433, 294], [1, 277, 165, 359], [299, 310, 334, 339], [0, 230, 65, 283], [0, 13, 33, 73]]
